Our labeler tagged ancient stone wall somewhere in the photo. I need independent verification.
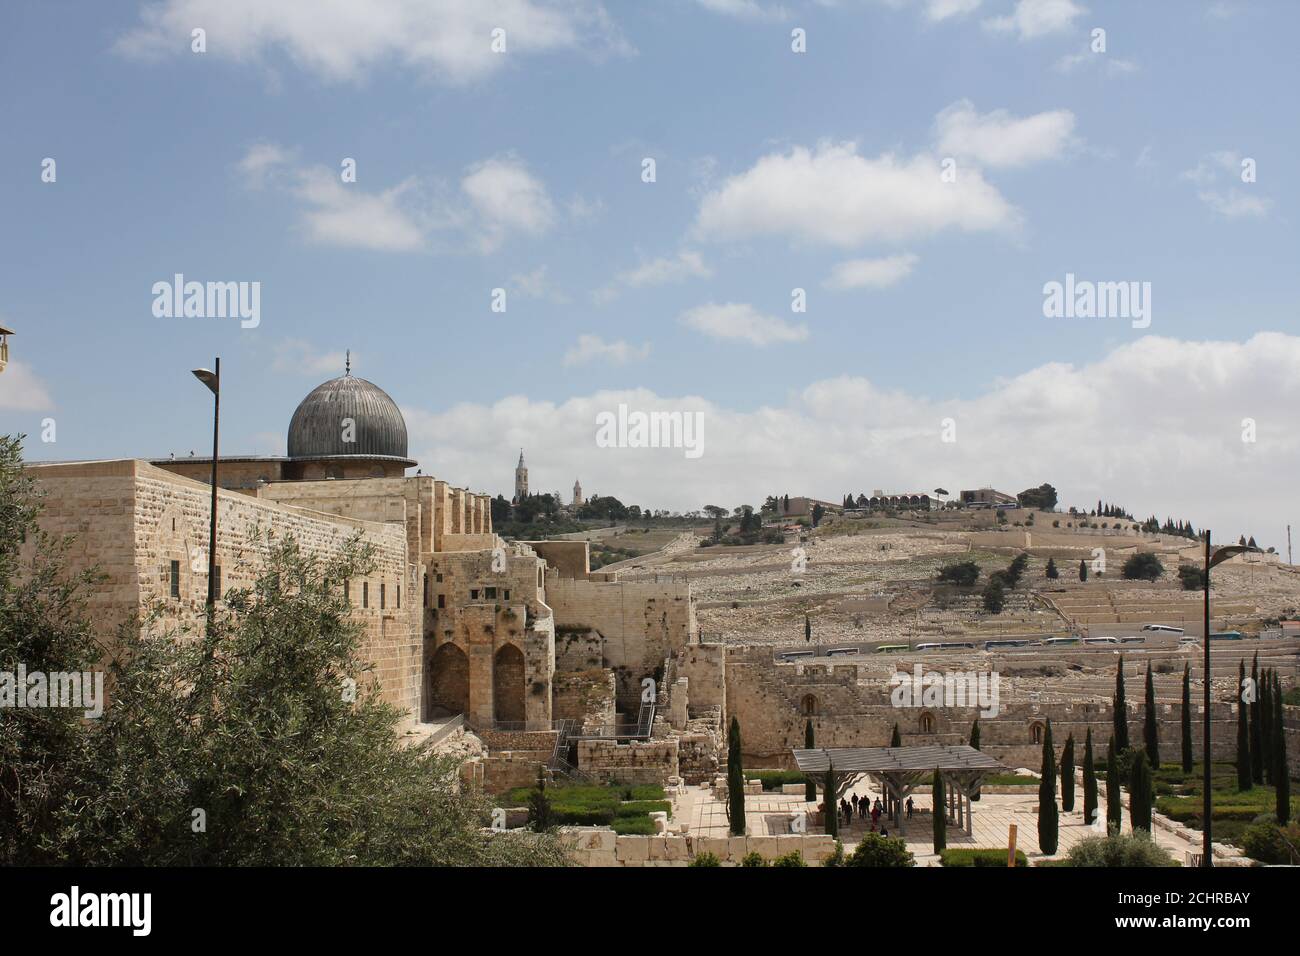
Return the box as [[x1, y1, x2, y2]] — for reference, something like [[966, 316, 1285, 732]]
[[553, 670, 616, 732], [576, 738, 679, 785]]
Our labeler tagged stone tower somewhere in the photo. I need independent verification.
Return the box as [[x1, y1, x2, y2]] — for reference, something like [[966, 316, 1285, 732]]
[[513, 449, 528, 503], [573, 479, 584, 508]]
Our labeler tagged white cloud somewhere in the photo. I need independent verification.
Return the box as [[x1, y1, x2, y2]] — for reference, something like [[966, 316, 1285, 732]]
[[236, 146, 559, 253], [679, 302, 809, 347], [511, 265, 569, 302], [1181, 152, 1271, 219], [402, 332, 1300, 551], [984, 0, 1085, 39], [923, 0, 983, 20], [270, 339, 352, 377], [462, 156, 557, 253], [933, 100, 1076, 169], [1054, 47, 1137, 75], [824, 252, 919, 290], [562, 334, 651, 367], [694, 0, 789, 20], [694, 141, 1018, 247], [593, 250, 712, 304], [0, 361, 54, 411], [116, 0, 630, 85]]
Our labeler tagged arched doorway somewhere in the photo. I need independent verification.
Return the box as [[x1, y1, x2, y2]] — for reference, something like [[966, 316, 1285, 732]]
[[426, 643, 469, 719], [800, 694, 819, 716], [493, 643, 526, 724]]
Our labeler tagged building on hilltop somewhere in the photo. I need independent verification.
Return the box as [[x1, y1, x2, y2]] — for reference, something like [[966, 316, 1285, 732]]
[[960, 488, 1018, 509], [572, 478, 583, 509]]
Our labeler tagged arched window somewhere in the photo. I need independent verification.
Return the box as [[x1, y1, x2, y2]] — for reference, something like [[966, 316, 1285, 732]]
[[1030, 722, 1045, 744], [919, 712, 935, 734], [800, 694, 818, 716]]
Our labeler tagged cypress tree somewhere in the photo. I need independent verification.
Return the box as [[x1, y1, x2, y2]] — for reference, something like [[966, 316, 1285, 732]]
[[727, 716, 746, 835], [1181, 662, 1193, 773], [969, 718, 980, 750], [1129, 750, 1153, 833], [1275, 672, 1290, 826], [932, 769, 946, 853], [1143, 662, 1160, 769], [1038, 719, 1059, 855], [1260, 668, 1274, 785], [1082, 727, 1098, 827], [890, 723, 901, 748], [1250, 652, 1263, 784], [1060, 733, 1076, 812], [1105, 737, 1122, 833], [824, 762, 838, 838], [1079, 559, 1088, 582], [804, 614, 811, 643], [1113, 657, 1129, 752], [1045, 557, 1058, 579], [804, 720, 817, 802], [1236, 659, 1252, 791]]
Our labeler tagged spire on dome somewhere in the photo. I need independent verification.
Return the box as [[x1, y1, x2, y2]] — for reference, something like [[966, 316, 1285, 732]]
[[345, 350, 351, 376]]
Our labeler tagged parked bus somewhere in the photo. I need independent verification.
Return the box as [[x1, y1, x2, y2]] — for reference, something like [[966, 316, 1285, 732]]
[[1082, 636, 1120, 645], [1209, 631, 1244, 641], [984, 639, 1032, 650], [1118, 636, 1147, 645], [1042, 637, 1080, 646], [1141, 624, 1185, 635], [875, 644, 909, 654]]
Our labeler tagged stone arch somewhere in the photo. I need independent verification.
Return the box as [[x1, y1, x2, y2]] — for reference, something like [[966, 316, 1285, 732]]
[[918, 711, 936, 734], [1030, 721, 1045, 744], [800, 693, 818, 716], [493, 643, 526, 724], [426, 642, 469, 719]]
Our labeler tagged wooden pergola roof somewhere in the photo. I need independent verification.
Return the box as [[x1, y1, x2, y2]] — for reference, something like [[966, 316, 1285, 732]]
[[792, 745, 1004, 775]]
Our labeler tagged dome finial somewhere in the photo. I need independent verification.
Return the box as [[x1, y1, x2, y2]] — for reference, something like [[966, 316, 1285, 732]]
[[345, 350, 351, 376]]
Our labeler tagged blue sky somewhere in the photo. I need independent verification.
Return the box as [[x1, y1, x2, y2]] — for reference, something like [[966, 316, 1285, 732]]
[[2, 0, 1298, 547]]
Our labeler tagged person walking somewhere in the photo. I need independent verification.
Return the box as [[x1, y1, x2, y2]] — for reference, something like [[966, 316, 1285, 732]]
[[905, 796, 914, 819]]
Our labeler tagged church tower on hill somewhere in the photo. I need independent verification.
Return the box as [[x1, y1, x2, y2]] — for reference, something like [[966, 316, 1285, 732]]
[[513, 449, 528, 504]]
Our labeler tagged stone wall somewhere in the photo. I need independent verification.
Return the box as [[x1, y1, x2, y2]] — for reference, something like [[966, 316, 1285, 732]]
[[545, 575, 696, 707], [577, 738, 679, 785], [560, 828, 838, 866], [677, 642, 726, 715], [25, 460, 419, 724], [553, 670, 617, 732]]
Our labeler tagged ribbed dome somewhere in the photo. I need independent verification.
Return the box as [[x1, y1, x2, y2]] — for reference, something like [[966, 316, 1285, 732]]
[[287, 374, 410, 460]]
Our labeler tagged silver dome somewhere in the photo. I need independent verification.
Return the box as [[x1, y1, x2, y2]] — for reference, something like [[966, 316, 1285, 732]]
[[286, 374, 411, 461]]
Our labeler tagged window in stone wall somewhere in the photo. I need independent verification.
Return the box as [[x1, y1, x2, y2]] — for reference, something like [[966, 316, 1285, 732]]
[[380, 583, 386, 610], [436, 573, 443, 583], [396, 585, 401, 609], [800, 694, 818, 716], [485, 586, 497, 600], [504, 589, 510, 601], [363, 582, 369, 609], [423, 573, 428, 608], [343, 579, 350, 604], [437, 594, 445, 609], [919, 712, 935, 734], [170, 560, 180, 599], [470, 589, 480, 600], [1030, 722, 1044, 744]]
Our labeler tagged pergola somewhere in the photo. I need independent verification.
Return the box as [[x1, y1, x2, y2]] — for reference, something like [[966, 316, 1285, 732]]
[[792, 745, 1005, 835]]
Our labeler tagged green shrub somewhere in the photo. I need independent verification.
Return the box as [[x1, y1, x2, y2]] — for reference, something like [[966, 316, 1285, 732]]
[[772, 851, 808, 867], [689, 851, 722, 867], [748, 770, 807, 791], [1065, 832, 1176, 867], [610, 816, 657, 835], [1240, 822, 1300, 865], [741, 851, 767, 867], [845, 833, 915, 867], [615, 800, 672, 818], [940, 848, 1027, 867], [821, 841, 846, 867]]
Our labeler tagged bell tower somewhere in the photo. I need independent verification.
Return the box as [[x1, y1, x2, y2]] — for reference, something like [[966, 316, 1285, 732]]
[[513, 449, 528, 503]]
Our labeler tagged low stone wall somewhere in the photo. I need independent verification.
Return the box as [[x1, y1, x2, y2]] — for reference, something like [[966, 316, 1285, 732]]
[[677, 732, 721, 784], [561, 828, 838, 866], [479, 729, 557, 753], [577, 738, 679, 785], [480, 753, 548, 793]]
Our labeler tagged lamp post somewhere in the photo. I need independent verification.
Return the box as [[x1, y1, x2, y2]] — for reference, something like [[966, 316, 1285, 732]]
[[1200, 533, 1261, 867], [191, 359, 220, 615]]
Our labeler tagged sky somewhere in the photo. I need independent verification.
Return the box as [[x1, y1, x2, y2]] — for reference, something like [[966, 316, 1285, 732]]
[[1, 0, 1298, 551]]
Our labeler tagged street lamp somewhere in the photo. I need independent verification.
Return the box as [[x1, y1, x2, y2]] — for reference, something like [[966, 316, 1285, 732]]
[[191, 359, 220, 615], [1200, 532, 1261, 867]]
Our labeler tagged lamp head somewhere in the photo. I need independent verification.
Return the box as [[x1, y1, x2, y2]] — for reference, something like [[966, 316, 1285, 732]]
[[192, 367, 219, 395]]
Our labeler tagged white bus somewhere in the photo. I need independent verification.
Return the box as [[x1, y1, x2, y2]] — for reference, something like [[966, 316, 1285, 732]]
[[1141, 624, 1185, 635], [1082, 636, 1120, 645]]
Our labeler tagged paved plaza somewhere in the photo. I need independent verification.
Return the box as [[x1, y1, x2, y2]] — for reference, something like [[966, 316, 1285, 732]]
[[671, 780, 1233, 865]]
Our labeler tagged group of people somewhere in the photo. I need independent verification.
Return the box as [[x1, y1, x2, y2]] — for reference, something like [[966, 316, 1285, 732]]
[[824, 793, 916, 835]]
